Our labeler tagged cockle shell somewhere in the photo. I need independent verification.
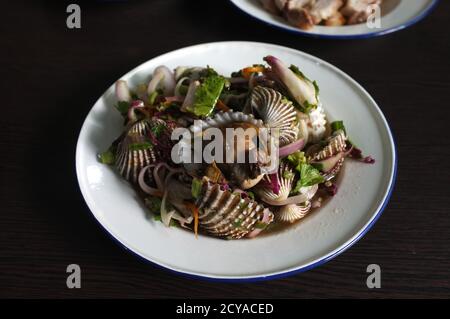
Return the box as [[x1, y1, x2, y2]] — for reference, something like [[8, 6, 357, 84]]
[[308, 129, 347, 161], [250, 86, 299, 146], [115, 120, 157, 183], [276, 201, 312, 223], [255, 162, 294, 204], [196, 179, 274, 239], [177, 111, 271, 189], [307, 129, 347, 181]]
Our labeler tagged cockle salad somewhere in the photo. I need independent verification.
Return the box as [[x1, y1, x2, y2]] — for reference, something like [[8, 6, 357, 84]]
[[98, 56, 374, 240]]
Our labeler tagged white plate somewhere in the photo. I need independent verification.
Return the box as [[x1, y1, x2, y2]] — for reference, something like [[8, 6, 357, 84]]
[[76, 42, 396, 281], [230, 0, 439, 39]]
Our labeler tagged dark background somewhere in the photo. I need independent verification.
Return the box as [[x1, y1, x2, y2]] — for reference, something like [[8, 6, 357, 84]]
[[1, 0, 449, 298]]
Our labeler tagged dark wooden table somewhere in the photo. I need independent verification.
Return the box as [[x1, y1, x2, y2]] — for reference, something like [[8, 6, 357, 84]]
[[1, 0, 449, 298]]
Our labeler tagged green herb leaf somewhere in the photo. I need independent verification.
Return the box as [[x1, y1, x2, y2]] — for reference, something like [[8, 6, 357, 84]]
[[299, 163, 324, 187], [146, 196, 162, 213], [191, 178, 202, 199], [286, 151, 306, 167], [247, 191, 255, 200], [150, 123, 166, 137], [287, 152, 324, 194], [289, 65, 311, 82], [282, 170, 295, 180], [289, 65, 320, 113], [128, 141, 153, 151], [188, 74, 225, 117], [313, 80, 320, 100], [254, 222, 268, 230], [330, 120, 346, 135], [98, 149, 115, 165]]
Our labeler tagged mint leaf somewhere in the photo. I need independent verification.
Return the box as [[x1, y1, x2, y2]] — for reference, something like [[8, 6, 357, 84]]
[[188, 74, 225, 117], [287, 157, 324, 194], [330, 120, 346, 135]]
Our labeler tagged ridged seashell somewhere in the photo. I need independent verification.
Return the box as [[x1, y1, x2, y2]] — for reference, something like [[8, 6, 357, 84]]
[[250, 86, 299, 146], [309, 129, 347, 161], [196, 180, 274, 239], [177, 111, 269, 189], [306, 129, 347, 181], [115, 120, 157, 183], [255, 162, 294, 204], [276, 201, 312, 223]]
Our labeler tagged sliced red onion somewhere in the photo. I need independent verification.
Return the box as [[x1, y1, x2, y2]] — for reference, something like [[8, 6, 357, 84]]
[[264, 55, 318, 108], [313, 152, 345, 173], [160, 190, 172, 227], [138, 165, 161, 196], [147, 71, 164, 96], [164, 95, 184, 103], [127, 100, 145, 122], [279, 138, 305, 158], [174, 76, 190, 97], [174, 66, 189, 81], [181, 80, 200, 111], [147, 66, 176, 97], [115, 80, 131, 102]]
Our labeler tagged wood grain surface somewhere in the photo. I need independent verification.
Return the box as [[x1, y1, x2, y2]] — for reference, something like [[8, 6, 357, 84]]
[[1, 0, 449, 298]]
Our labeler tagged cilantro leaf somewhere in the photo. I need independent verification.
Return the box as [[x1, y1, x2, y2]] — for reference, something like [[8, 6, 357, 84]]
[[286, 151, 306, 167], [187, 74, 225, 117], [299, 163, 324, 187], [150, 123, 166, 137]]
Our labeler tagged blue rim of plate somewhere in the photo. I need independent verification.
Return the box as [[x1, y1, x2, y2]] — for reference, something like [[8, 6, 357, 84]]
[[229, 0, 440, 39], [76, 42, 398, 283], [79, 144, 397, 283]]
